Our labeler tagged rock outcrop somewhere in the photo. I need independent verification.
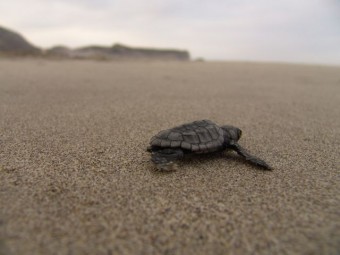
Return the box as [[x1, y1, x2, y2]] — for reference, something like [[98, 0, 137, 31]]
[[45, 45, 73, 58], [111, 44, 190, 60], [0, 26, 41, 55]]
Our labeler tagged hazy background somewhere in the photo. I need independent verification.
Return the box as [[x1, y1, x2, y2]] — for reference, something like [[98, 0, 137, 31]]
[[0, 0, 339, 64]]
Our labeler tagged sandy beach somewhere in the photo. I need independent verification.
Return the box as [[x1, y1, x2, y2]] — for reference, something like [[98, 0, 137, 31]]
[[0, 59, 339, 255]]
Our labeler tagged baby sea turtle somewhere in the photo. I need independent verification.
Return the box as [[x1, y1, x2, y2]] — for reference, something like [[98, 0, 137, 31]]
[[147, 120, 272, 171]]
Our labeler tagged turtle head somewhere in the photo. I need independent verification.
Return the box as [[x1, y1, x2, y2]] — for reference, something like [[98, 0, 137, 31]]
[[221, 125, 242, 142]]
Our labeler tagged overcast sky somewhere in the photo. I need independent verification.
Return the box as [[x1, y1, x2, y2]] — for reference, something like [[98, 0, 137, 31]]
[[0, 0, 339, 64]]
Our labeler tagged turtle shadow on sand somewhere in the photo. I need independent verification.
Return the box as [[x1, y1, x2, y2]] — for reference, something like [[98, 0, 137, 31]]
[[150, 151, 269, 174]]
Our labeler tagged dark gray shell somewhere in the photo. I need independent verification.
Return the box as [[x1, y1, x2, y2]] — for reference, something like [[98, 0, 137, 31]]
[[150, 120, 225, 153]]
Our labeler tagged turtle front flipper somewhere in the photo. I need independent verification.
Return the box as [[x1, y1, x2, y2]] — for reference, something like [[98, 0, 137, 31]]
[[230, 142, 272, 170], [151, 149, 184, 171]]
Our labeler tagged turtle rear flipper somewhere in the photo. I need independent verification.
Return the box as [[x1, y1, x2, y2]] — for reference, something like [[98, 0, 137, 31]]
[[230, 142, 272, 170], [151, 149, 184, 171]]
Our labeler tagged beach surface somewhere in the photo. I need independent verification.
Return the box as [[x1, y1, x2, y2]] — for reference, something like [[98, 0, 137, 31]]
[[0, 59, 339, 255]]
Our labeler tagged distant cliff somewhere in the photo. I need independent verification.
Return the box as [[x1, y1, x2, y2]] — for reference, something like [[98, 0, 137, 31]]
[[0, 25, 190, 60], [0, 26, 41, 55], [48, 43, 190, 61]]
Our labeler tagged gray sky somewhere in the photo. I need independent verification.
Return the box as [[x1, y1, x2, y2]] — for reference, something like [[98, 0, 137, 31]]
[[1, 0, 339, 64]]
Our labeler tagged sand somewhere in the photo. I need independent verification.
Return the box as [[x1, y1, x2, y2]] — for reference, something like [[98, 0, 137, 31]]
[[0, 59, 339, 255]]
